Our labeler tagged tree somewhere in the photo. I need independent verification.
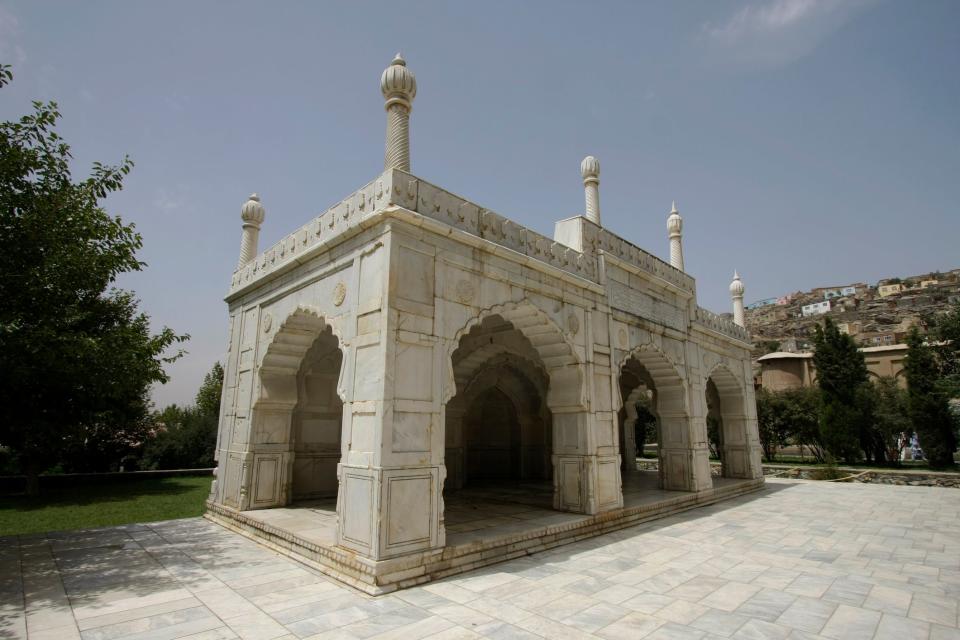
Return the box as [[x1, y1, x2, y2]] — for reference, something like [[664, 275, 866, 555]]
[[904, 328, 957, 468], [930, 300, 960, 398], [812, 318, 871, 462], [758, 340, 781, 356], [756, 387, 822, 462], [870, 376, 911, 465], [0, 65, 186, 492], [141, 363, 223, 470]]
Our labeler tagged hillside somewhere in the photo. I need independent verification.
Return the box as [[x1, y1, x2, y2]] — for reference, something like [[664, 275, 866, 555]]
[[744, 268, 960, 359]]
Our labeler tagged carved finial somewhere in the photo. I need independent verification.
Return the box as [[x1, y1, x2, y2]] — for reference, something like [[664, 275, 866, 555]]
[[237, 193, 265, 270], [730, 271, 745, 327], [580, 156, 601, 225], [580, 155, 600, 181], [667, 201, 684, 270], [730, 270, 744, 295], [241, 193, 265, 225], [381, 53, 417, 109], [381, 54, 417, 172]]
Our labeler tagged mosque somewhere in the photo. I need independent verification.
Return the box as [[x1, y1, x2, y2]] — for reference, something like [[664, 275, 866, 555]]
[[206, 55, 763, 594]]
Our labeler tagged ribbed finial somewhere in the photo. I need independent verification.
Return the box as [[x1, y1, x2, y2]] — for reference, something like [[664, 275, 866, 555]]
[[380, 53, 417, 110], [730, 270, 745, 296], [381, 54, 417, 172], [237, 192, 265, 270], [580, 155, 601, 225], [667, 201, 683, 234], [580, 156, 600, 181], [667, 201, 684, 270], [241, 193, 265, 225]]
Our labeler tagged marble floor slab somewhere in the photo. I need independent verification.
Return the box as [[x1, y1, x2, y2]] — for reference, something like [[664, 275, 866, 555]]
[[2, 478, 958, 640]]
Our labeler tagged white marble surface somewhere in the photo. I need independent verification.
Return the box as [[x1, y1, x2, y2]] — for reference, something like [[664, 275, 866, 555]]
[[3, 479, 959, 640]]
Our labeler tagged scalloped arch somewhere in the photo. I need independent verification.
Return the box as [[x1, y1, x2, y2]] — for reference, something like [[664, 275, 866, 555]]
[[258, 306, 347, 404], [442, 298, 583, 407], [616, 341, 688, 415], [705, 361, 744, 401]]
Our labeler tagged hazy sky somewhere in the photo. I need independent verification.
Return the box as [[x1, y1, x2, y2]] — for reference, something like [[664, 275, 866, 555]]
[[1, 1, 957, 408]]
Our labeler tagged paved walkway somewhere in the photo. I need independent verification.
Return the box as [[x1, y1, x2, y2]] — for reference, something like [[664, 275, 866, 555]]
[[2, 479, 959, 640]]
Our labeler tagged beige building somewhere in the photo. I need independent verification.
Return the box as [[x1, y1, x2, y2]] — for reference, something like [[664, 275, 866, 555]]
[[757, 344, 909, 390], [878, 283, 905, 297]]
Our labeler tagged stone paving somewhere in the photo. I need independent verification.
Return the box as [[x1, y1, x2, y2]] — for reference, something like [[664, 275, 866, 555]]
[[2, 479, 959, 640]]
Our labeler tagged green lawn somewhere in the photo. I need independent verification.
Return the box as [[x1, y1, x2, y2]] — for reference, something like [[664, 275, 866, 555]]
[[0, 475, 213, 536]]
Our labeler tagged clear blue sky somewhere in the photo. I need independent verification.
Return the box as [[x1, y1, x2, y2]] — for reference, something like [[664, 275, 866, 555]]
[[1, 1, 957, 407]]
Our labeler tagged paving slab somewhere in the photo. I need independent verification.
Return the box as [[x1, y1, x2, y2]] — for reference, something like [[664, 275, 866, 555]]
[[5, 479, 959, 639]]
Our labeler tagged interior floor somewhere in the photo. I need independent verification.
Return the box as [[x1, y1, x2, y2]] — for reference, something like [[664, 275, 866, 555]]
[[240, 470, 748, 553]]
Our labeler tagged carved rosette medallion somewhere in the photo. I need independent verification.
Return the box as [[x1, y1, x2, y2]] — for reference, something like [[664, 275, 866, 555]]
[[454, 279, 475, 304], [618, 328, 628, 348], [333, 282, 347, 307], [262, 313, 272, 333], [567, 313, 580, 336]]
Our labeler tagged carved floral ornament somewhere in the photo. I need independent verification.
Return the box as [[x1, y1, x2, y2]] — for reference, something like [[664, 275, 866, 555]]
[[333, 283, 347, 307]]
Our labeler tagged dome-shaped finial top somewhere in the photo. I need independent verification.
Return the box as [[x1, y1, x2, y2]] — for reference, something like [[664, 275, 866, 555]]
[[580, 155, 600, 182], [667, 200, 683, 234], [381, 53, 417, 109], [241, 193, 265, 225], [729, 270, 745, 296]]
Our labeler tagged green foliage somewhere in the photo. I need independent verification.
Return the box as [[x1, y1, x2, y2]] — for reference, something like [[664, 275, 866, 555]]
[[812, 318, 870, 462], [904, 328, 957, 468], [706, 415, 721, 459], [870, 376, 911, 465], [759, 340, 782, 356], [931, 300, 960, 398], [756, 387, 822, 462], [0, 65, 187, 489], [141, 363, 223, 470], [633, 400, 657, 452]]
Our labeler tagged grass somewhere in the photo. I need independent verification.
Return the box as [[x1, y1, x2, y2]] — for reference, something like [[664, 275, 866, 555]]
[[0, 475, 213, 536]]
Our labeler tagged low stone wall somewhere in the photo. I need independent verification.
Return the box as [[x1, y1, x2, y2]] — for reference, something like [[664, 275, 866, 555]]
[[849, 472, 960, 487], [636, 459, 960, 487]]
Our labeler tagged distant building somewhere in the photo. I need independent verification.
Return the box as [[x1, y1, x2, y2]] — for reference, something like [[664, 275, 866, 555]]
[[801, 300, 831, 317], [823, 286, 857, 300], [746, 297, 777, 310], [878, 283, 904, 297], [837, 321, 862, 336], [756, 344, 909, 391], [920, 279, 939, 289]]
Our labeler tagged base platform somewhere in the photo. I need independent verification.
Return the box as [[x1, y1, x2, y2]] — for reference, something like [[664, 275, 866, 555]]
[[205, 470, 763, 595]]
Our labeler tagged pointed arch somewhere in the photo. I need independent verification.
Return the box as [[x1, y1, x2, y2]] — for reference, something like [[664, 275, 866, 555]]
[[257, 306, 347, 407], [617, 340, 694, 491], [444, 298, 585, 410], [704, 362, 752, 478], [616, 342, 688, 417]]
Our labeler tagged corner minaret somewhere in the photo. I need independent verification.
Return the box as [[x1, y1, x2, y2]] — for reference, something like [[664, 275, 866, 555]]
[[667, 201, 684, 271], [730, 271, 746, 327], [237, 193, 265, 269], [580, 156, 601, 225], [381, 53, 417, 172]]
